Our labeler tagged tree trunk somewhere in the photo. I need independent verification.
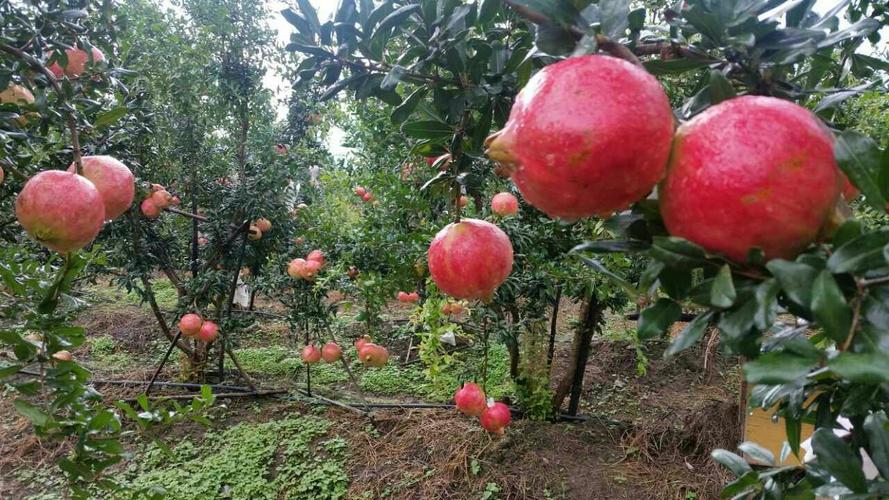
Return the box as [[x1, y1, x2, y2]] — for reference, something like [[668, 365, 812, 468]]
[[551, 292, 603, 414], [547, 285, 562, 368]]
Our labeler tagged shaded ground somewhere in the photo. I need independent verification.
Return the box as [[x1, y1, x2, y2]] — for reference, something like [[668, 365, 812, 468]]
[[0, 280, 740, 499]]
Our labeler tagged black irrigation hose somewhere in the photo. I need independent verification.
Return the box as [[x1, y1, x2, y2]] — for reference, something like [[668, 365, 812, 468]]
[[16, 369, 253, 392]]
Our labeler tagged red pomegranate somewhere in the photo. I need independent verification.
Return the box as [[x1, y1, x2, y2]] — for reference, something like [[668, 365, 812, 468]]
[[486, 55, 674, 220], [491, 192, 519, 217], [457, 195, 468, 208], [48, 46, 106, 78], [302, 259, 321, 279], [294, 236, 305, 245], [428, 219, 513, 302], [52, 350, 73, 362], [0, 84, 36, 125], [359, 343, 389, 367], [354, 186, 367, 197], [347, 266, 360, 279], [0, 166, 4, 184], [321, 342, 342, 362], [151, 189, 172, 209], [170, 196, 181, 206], [454, 382, 486, 417], [306, 250, 325, 267], [354, 336, 371, 352], [178, 313, 203, 337], [480, 402, 511, 435], [247, 224, 262, 240], [362, 192, 374, 202], [255, 217, 272, 232], [141, 199, 160, 219], [16, 170, 105, 253], [197, 321, 219, 342], [68, 156, 134, 221], [287, 258, 307, 278], [660, 96, 841, 262], [275, 144, 289, 155], [302, 344, 322, 364], [840, 173, 859, 200], [198, 237, 209, 246]]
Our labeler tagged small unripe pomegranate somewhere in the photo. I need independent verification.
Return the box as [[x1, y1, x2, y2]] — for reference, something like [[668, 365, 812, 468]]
[[53, 350, 73, 362], [428, 219, 513, 302], [255, 218, 272, 232], [355, 335, 371, 352], [67, 156, 134, 221], [660, 96, 840, 262], [443, 302, 463, 315], [48, 46, 106, 78], [197, 321, 219, 342], [0, 166, 4, 184], [306, 250, 325, 267], [362, 192, 374, 202], [441, 303, 452, 315], [354, 186, 367, 197], [287, 258, 307, 278], [321, 342, 342, 362], [16, 170, 105, 253], [141, 198, 161, 219], [457, 195, 468, 208], [178, 313, 203, 337], [302, 344, 322, 364], [347, 266, 360, 279], [491, 192, 519, 217], [486, 55, 674, 220], [359, 343, 389, 367], [151, 189, 172, 209], [247, 224, 262, 240], [480, 402, 511, 434], [150, 183, 165, 192], [454, 382, 487, 417]]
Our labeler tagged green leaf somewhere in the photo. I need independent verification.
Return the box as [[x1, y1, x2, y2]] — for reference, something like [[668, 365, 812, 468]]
[[708, 70, 736, 105], [380, 65, 405, 91], [577, 257, 638, 298], [375, 4, 421, 35], [285, 43, 333, 58], [295, 0, 321, 33], [719, 470, 761, 498], [643, 58, 712, 75], [391, 87, 426, 124], [835, 130, 887, 212], [766, 259, 818, 309], [811, 270, 853, 343], [14, 399, 50, 427], [786, 415, 802, 458], [711, 448, 752, 476], [94, 106, 127, 129], [400, 120, 454, 140], [754, 279, 780, 330], [650, 237, 709, 269], [744, 351, 817, 384], [665, 311, 712, 357], [710, 264, 737, 308], [637, 299, 682, 340], [829, 352, 889, 384], [864, 412, 889, 479], [811, 428, 866, 493], [320, 73, 366, 101], [827, 230, 889, 274], [600, 0, 629, 39], [739, 441, 776, 465], [659, 266, 693, 300], [478, 0, 500, 25]]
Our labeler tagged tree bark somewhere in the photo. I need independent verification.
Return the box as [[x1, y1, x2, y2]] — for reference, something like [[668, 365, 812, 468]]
[[551, 292, 603, 414]]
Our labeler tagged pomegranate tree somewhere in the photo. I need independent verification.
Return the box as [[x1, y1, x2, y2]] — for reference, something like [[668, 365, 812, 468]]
[[480, 401, 511, 435], [16, 170, 106, 253], [659, 96, 840, 262], [485, 55, 674, 220], [68, 156, 134, 221], [454, 382, 486, 417], [428, 218, 513, 302]]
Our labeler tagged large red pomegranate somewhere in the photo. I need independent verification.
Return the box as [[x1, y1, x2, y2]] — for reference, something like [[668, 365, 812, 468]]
[[141, 199, 160, 219], [485, 55, 674, 220], [48, 46, 106, 78], [659, 96, 841, 262], [197, 321, 219, 342], [355, 336, 371, 352], [480, 402, 511, 435], [255, 217, 272, 232], [16, 170, 105, 253], [428, 219, 513, 302], [454, 382, 486, 417], [306, 250, 325, 267], [302, 345, 322, 364], [321, 342, 342, 362], [0, 84, 36, 125], [178, 313, 203, 337], [68, 156, 134, 221], [287, 258, 307, 278], [359, 343, 389, 367]]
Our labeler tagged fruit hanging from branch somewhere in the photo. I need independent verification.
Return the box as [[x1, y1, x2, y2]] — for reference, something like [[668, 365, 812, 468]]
[[485, 55, 674, 221], [428, 219, 513, 302], [16, 170, 106, 253], [47, 45, 106, 78], [140, 199, 160, 219], [178, 313, 203, 337], [255, 217, 272, 233], [454, 382, 486, 417], [659, 96, 841, 262], [302, 344, 321, 364], [490, 192, 519, 217], [197, 321, 219, 342], [67, 156, 134, 221], [358, 343, 389, 367], [321, 342, 342, 362], [247, 224, 262, 240]]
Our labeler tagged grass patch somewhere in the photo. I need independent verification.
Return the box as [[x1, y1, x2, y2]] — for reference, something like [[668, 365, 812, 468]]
[[235, 346, 300, 377], [120, 415, 349, 499]]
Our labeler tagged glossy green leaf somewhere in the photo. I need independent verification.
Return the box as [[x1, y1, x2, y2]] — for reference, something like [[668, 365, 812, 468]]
[[835, 130, 886, 212], [739, 441, 775, 465], [811, 428, 866, 493], [744, 351, 817, 384], [637, 298, 682, 340], [708, 70, 736, 105], [710, 264, 737, 308], [711, 448, 752, 476], [600, 0, 629, 39], [827, 230, 889, 274], [400, 120, 454, 140], [829, 352, 889, 384], [391, 87, 426, 124], [864, 412, 889, 479], [811, 270, 853, 343], [767, 259, 818, 309], [665, 311, 712, 357], [14, 399, 50, 427], [650, 237, 709, 269], [94, 106, 127, 129], [643, 58, 712, 75]]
